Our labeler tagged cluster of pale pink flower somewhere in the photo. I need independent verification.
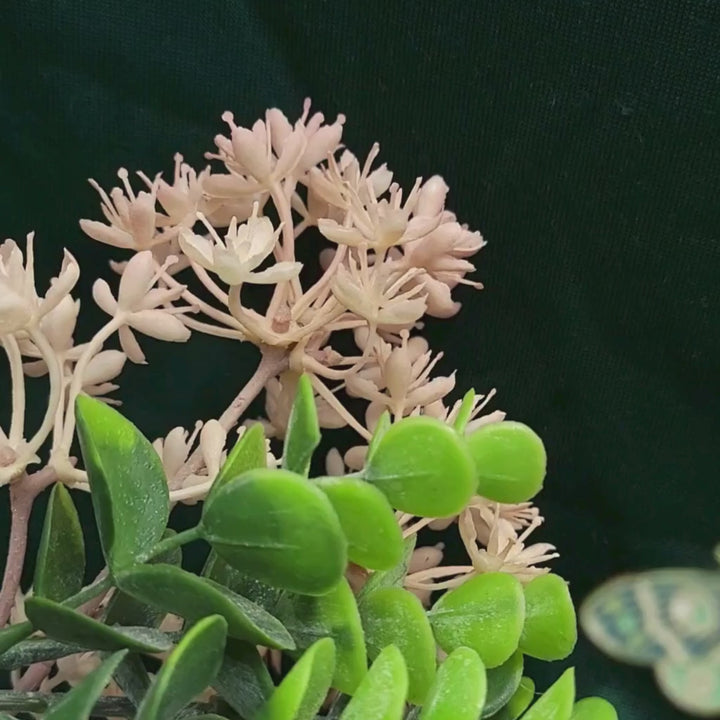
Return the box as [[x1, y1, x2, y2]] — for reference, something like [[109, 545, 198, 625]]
[[0, 101, 558, 689]]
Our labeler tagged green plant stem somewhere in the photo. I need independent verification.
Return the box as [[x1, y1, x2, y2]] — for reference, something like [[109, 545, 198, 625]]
[[140, 526, 203, 563], [0, 691, 137, 717]]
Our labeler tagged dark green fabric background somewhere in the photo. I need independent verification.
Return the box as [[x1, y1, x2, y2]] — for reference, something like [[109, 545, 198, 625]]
[[2, 1, 719, 717]]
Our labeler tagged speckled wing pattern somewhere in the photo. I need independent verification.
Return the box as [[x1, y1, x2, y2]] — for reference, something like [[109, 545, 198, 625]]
[[580, 568, 720, 716]]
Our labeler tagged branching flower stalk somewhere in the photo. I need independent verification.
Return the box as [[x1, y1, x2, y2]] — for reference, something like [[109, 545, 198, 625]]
[[0, 100, 558, 691]]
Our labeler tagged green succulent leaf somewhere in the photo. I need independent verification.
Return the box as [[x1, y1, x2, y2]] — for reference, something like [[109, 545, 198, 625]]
[[104, 529, 183, 628], [24, 596, 173, 653], [519, 574, 577, 661], [362, 416, 476, 516], [360, 587, 436, 705], [340, 645, 408, 720], [282, 374, 320, 476], [256, 637, 336, 720], [136, 614, 227, 720], [570, 697, 619, 720], [75, 395, 169, 572], [213, 640, 274, 719], [0, 636, 89, 669], [203, 553, 282, 613], [110, 650, 152, 709], [489, 677, 535, 719], [201, 468, 347, 595], [482, 652, 524, 717], [43, 649, 127, 720], [275, 578, 366, 694], [0, 622, 33, 656], [367, 411, 392, 462], [313, 475, 403, 570], [429, 572, 526, 668], [452, 389, 477, 434], [418, 646, 486, 720], [358, 535, 417, 602], [465, 421, 546, 503], [520, 668, 575, 720], [207, 422, 267, 504], [115, 563, 294, 649], [34, 483, 85, 602]]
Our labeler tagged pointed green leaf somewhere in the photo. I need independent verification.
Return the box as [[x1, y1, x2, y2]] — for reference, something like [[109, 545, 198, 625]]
[[429, 572, 525, 668], [43, 649, 127, 720], [367, 411, 392, 462], [570, 697, 618, 720], [115, 563, 294, 649], [213, 640, 274, 719], [104, 528, 183, 628], [452, 389, 477, 434], [0, 622, 33, 656], [201, 468, 347, 596], [75, 395, 169, 571], [360, 587, 436, 704], [340, 645, 408, 720], [482, 652, 524, 718], [520, 668, 575, 720], [465, 421, 546, 503], [419, 647, 486, 720], [207, 422, 267, 504], [256, 637, 336, 720], [136, 614, 227, 720], [25, 596, 173, 653], [519, 574, 577, 661], [110, 650, 151, 709], [282, 374, 320, 476], [34, 483, 85, 602], [314, 476, 403, 570], [358, 535, 416, 602], [363, 416, 475, 516], [489, 677, 535, 719], [0, 636, 88, 669], [275, 579, 366, 694]]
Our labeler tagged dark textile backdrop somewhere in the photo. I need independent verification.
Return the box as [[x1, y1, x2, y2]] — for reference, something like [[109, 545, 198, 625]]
[[1, 1, 719, 718]]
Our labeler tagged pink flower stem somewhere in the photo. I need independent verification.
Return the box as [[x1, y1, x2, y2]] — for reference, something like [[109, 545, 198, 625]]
[[0, 467, 56, 627]]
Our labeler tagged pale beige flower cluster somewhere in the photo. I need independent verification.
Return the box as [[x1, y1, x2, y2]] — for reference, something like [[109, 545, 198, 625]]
[[1, 103, 558, 690]]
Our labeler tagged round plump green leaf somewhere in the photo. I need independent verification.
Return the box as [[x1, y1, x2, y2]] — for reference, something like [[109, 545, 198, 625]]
[[465, 421, 546, 503], [429, 573, 525, 668], [201, 468, 347, 595], [44, 649, 127, 720], [34, 483, 85, 602], [521, 668, 575, 720], [0, 622, 33, 656], [276, 579, 366, 694], [570, 697, 619, 720], [207, 422, 267, 504], [136, 614, 227, 720], [340, 645, 408, 720], [115, 564, 294, 649], [256, 638, 336, 720], [419, 647, 486, 720], [314, 476, 403, 570], [363, 416, 476, 516], [482, 652, 524, 717], [360, 587, 436, 705], [488, 676, 535, 719], [282, 374, 321, 476], [519, 574, 577, 661], [75, 395, 169, 572], [25, 597, 173, 653]]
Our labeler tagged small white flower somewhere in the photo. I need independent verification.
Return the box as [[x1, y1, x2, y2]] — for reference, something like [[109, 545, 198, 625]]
[[179, 204, 301, 286]]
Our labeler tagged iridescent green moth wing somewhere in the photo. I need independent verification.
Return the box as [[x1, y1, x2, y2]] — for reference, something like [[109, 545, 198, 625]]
[[580, 568, 720, 714]]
